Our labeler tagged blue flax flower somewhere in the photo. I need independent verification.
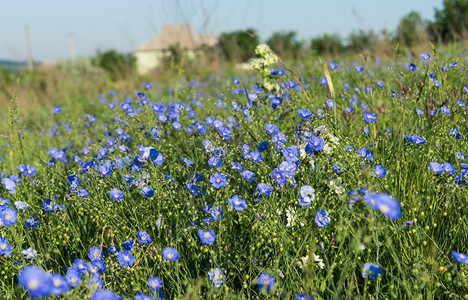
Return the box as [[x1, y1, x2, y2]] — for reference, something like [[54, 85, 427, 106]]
[[210, 172, 228, 189], [18, 266, 53, 298], [110, 189, 125, 201], [241, 170, 256, 182], [162, 247, 180, 261], [208, 268, 225, 288], [363, 112, 377, 123], [315, 209, 330, 227], [137, 231, 152, 244], [0, 237, 13, 256], [257, 183, 273, 196], [117, 250, 136, 267], [451, 251, 468, 264], [257, 273, 275, 292], [373, 165, 386, 177], [364, 192, 401, 219], [362, 263, 383, 279], [228, 195, 247, 211], [88, 246, 103, 261], [265, 124, 279, 135], [198, 229, 216, 244], [309, 136, 324, 151], [141, 186, 154, 198], [148, 276, 163, 290], [0, 207, 17, 226]]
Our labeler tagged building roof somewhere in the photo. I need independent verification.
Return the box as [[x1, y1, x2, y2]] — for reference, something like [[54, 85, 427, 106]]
[[136, 24, 217, 52]]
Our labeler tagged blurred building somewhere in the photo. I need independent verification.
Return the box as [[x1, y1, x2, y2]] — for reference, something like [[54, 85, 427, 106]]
[[135, 24, 216, 74]]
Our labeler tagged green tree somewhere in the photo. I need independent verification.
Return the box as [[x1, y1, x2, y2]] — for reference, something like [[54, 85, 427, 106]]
[[429, 0, 468, 42], [310, 34, 345, 56], [266, 31, 302, 59], [396, 11, 427, 46], [347, 30, 377, 53], [217, 29, 259, 62], [92, 49, 136, 81]]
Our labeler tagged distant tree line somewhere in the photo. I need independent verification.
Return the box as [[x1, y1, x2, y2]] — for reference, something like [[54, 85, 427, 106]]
[[217, 0, 468, 61]]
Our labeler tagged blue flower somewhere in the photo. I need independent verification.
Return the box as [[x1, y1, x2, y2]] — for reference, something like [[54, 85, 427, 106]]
[[198, 229, 216, 244], [53, 106, 62, 114], [451, 251, 468, 264], [90, 289, 123, 300], [364, 192, 402, 219], [137, 231, 152, 244], [409, 63, 416, 72], [0, 237, 13, 256], [272, 168, 286, 185], [22, 247, 38, 259], [279, 161, 297, 177], [0, 207, 17, 226], [98, 164, 112, 176], [429, 162, 444, 174], [298, 108, 312, 120], [257, 141, 269, 152], [241, 170, 256, 182], [456, 152, 466, 161], [76, 189, 90, 198], [208, 157, 222, 168], [315, 209, 330, 227], [443, 162, 456, 175], [148, 276, 163, 290], [249, 151, 263, 163], [300, 185, 315, 203], [110, 188, 124, 201], [141, 186, 154, 198], [373, 165, 386, 177], [193, 121, 207, 134], [14, 200, 29, 210], [265, 124, 279, 135], [309, 136, 324, 151], [208, 268, 225, 288], [182, 157, 194, 166], [210, 172, 228, 189], [65, 268, 82, 287], [108, 246, 119, 254], [257, 183, 273, 196], [363, 112, 377, 123], [441, 106, 451, 115], [1, 178, 16, 194], [122, 240, 134, 251], [162, 247, 180, 261], [210, 206, 224, 221], [117, 250, 136, 267], [257, 273, 275, 292], [357, 148, 374, 161], [88, 246, 103, 261], [26, 218, 39, 229], [18, 266, 53, 298], [362, 263, 383, 279], [283, 146, 299, 162], [50, 274, 70, 295], [228, 195, 247, 211], [296, 294, 313, 300], [420, 53, 431, 60]]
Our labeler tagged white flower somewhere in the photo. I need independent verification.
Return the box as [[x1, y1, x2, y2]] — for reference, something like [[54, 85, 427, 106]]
[[313, 253, 325, 269], [324, 143, 333, 155], [286, 207, 296, 227], [297, 254, 309, 269]]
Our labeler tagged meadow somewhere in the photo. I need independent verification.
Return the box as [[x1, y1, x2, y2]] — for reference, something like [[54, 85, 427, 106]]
[[0, 44, 467, 299]]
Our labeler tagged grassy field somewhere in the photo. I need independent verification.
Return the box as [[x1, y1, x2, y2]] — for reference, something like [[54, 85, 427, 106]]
[[0, 44, 467, 299]]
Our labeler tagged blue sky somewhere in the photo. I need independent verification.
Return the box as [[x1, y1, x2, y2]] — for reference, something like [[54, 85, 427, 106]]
[[0, 0, 443, 61]]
